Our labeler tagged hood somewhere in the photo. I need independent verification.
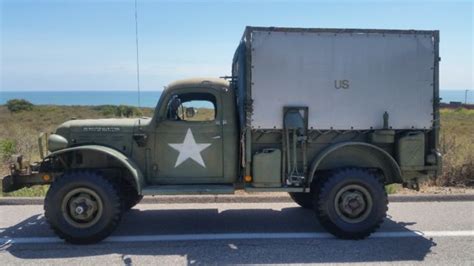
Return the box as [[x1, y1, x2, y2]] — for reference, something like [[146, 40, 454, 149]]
[[60, 118, 140, 129], [52, 118, 151, 153]]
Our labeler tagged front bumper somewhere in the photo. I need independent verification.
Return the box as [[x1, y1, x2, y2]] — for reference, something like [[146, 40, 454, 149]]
[[2, 155, 54, 193]]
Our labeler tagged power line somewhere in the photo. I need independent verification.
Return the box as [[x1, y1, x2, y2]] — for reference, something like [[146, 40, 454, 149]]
[[134, 0, 141, 108]]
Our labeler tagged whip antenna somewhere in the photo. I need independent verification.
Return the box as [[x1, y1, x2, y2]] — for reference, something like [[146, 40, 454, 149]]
[[134, 0, 141, 108]]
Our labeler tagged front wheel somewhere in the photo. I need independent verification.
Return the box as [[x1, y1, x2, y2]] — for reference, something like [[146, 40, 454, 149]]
[[123, 194, 143, 211], [44, 171, 122, 244], [314, 168, 387, 239]]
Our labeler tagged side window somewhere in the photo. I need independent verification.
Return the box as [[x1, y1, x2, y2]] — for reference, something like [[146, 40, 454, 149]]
[[166, 92, 216, 122]]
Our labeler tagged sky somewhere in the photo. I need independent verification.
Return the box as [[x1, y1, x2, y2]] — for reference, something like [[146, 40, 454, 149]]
[[1, 0, 473, 91]]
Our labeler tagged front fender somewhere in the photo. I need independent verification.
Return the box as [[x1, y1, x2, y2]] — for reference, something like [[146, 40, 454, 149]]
[[309, 142, 402, 184], [46, 145, 145, 193]]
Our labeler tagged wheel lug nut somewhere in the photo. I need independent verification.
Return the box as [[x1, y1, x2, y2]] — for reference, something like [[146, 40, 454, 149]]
[[75, 206, 84, 215]]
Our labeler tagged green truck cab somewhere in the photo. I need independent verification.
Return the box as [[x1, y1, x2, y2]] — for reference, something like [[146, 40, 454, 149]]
[[2, 27, 441, 244]]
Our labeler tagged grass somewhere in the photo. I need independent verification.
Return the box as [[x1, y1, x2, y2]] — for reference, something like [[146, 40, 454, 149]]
[[1, 105, 473, 197], [0, 183, 49, 197], [385, 184, 400, 195], [0, 104, 152, 197], [435, 108, 474, 187]]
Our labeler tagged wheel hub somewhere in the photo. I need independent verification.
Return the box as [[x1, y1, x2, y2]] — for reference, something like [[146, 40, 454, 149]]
[[68, 192, 99, 221], [340, 191, 366, 217], [334, 184, 373, 223], [61, 188, 103, 228]]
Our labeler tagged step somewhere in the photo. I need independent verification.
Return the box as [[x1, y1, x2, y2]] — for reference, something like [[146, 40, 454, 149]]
[[141, 184, 235, 195], [244, 186, 305, 193]]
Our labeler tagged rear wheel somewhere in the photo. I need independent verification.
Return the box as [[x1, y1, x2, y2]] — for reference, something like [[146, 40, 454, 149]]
[[314, 168, 387, 239], [44, 171, 122, 244], [288, 192, 313, 209]]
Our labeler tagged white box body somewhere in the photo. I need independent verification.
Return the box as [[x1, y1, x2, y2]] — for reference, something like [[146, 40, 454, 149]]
[[249, 30, 435, 130]]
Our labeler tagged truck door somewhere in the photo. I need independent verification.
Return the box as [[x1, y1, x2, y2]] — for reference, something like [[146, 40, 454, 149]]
[[153, 89, 224, 183]]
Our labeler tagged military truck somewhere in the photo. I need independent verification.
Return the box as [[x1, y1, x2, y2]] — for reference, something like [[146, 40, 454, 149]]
[[2, 27, 441, 244]]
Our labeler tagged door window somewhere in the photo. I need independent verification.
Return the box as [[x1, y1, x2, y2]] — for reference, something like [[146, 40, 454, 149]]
[[166, 93, 216, 122]]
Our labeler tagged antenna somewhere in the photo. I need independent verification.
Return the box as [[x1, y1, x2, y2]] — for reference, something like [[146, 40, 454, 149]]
[[134, 0, 141, 108]]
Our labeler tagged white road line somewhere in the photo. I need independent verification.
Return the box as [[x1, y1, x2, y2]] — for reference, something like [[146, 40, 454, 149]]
[[1, 230, 473, 245]]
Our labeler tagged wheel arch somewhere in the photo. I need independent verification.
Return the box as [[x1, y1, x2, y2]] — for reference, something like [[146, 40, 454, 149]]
[[309, 142, 402, 185], [46, 145, 145, 193]]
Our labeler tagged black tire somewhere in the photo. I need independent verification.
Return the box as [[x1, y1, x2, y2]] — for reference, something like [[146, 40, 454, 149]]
[[123, 193, 143, 211], [116, 180, 143, 211], [289, 192, 313, 209], [44, 171, 122, 244], [314, 168, 387, 239]]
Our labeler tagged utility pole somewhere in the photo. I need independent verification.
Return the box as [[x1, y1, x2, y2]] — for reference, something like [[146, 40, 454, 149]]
[[466, 89, 470, 104]]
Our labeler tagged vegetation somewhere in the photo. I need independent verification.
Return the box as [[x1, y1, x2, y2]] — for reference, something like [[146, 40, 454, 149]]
[[0, 139, 16, 161], [0, 103, 154, 197], [6, 99, 34, 112], [0, 103, 473, 196], [0, 183, 49, 197], [435, 108, 474, 187], [93, 105, 144, 117]]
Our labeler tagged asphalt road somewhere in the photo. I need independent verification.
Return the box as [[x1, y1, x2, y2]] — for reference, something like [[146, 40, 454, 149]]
[[0, 201, 473, 265]]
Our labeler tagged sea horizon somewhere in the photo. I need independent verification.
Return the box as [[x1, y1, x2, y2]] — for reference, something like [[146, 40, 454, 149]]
[[1, 89, 473, 107]]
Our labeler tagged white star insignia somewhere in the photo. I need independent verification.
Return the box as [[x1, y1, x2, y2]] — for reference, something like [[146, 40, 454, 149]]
[[168, 128, 212, 168]]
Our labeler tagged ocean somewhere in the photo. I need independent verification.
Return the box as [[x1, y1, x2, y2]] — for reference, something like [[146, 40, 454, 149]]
[[0, 89, 472, 107], [0, 91, 162, 108]]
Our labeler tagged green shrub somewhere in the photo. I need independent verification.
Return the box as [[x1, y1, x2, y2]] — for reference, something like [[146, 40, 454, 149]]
[[116, 105, 142, 117], [95, 105, 117, 116], [95, 105, 142, 117], [6, 99, 34, 112]]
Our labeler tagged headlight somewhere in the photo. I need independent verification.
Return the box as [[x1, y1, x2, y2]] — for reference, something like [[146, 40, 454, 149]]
[[48, 134, 68, 152]]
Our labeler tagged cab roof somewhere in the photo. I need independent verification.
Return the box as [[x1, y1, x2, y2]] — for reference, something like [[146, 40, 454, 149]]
[[166, 77, 229, 91]]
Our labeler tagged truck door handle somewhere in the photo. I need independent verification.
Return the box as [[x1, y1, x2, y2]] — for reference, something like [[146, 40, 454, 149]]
[[212, 135, 221, 139]]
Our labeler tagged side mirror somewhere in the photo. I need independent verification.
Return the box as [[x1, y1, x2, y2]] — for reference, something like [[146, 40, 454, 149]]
[[185, 107, 196, 118]]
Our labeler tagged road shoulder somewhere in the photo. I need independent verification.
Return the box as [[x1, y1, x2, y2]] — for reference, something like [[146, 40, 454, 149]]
[[1, 193, 473, 205]]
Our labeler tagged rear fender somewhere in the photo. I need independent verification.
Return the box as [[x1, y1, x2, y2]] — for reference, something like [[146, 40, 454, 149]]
[[308, 142, 402, 184]]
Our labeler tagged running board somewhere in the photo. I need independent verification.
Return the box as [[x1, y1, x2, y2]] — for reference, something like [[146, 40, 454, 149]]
[[141, 185, 235, 195]]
